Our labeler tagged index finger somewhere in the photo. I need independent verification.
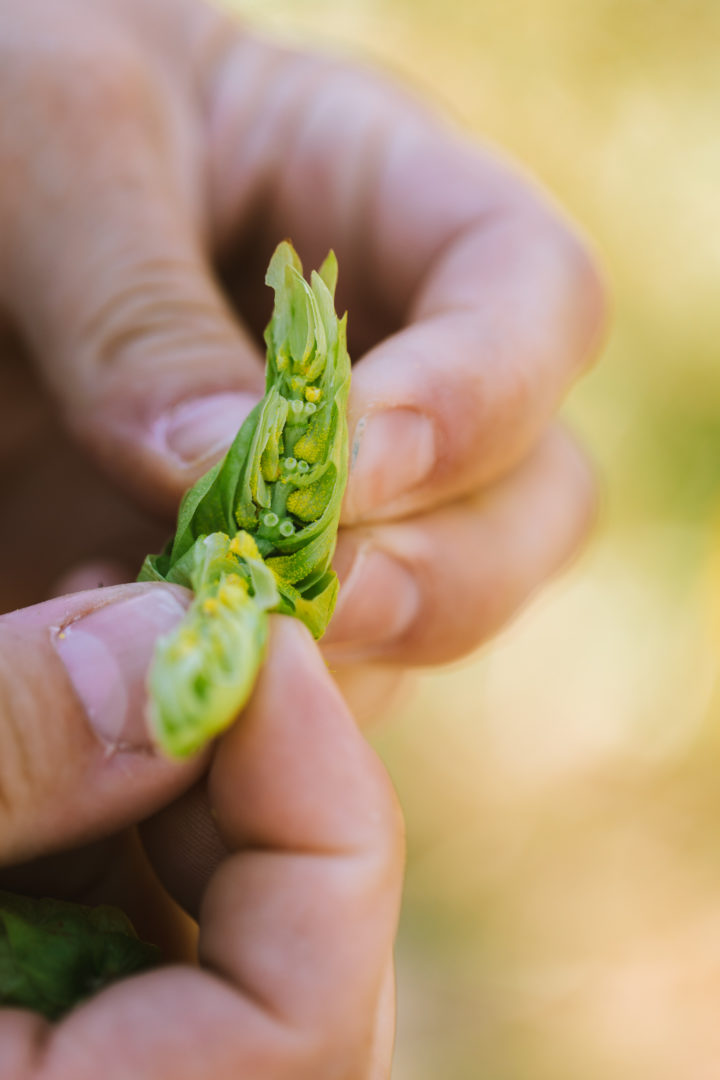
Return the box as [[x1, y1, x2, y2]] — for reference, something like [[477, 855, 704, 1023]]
[[207, 37, 607, 523]]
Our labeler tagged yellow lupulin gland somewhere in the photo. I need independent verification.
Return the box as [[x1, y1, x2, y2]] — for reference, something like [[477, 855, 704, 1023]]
[[229, 531, 260, 561], [217, 577, 250, 608], [305, 386, 322, 403]]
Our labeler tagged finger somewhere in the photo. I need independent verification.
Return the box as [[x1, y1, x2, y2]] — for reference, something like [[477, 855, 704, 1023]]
[[0, 583, 206, 866], [140, 660, 411, 916], [208, 38, 607, 523], [16, 619, 404, 1080], [323, 427, 595, 665], [0, 24, 263, 515], [204, 617, 404, 1050], [337, 138, 606, 524]]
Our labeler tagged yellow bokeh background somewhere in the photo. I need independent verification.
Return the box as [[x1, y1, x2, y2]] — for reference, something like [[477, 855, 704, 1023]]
[[226, 2, 720, 1075]]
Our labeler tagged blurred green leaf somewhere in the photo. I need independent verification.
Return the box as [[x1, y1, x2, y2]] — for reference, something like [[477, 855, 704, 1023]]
[[0, 891, 159, 1020]]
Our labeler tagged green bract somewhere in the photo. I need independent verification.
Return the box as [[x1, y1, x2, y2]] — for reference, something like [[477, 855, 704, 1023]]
[[139, 242, 351, 757], [0, 891, 159, 1020]]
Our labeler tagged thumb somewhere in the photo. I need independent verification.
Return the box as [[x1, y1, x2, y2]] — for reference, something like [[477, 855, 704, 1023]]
[[1, 45, 264, 514], [0, 583, 205, 867]]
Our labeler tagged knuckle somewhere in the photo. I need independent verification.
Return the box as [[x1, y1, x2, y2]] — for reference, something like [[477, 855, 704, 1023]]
[[74, 256, 237, 385]]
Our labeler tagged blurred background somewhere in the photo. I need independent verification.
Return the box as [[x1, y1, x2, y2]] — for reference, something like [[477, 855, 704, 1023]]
[[228, 1, 720, 1075]]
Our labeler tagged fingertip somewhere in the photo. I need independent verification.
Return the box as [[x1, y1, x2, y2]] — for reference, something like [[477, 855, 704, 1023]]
[[53, 585, 190, 751], [265, 612, 325, 669], [0, 584, 202, 865], [260, 615, 352, 718]]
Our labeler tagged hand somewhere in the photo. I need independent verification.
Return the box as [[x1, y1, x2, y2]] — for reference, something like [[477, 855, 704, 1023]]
[[0, 0, 605, 717], [0, 604, 403, 1078]]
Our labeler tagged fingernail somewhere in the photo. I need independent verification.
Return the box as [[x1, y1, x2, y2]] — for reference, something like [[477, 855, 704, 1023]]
[[348, 409, 436, 521], [55, 588, 188, 750], [161, 391, 259, 468], [324, 547, 420, 652]]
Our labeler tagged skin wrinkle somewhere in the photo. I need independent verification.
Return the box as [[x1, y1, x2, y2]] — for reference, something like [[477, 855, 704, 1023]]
[[76, 260, 245, 375], [0, 630, 65, 855], [0, 636, 40, 826]]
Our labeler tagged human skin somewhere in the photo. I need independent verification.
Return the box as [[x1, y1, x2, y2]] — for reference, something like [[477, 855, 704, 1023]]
[[0, 615, 404, 1078], [0, 0, 605, 1073]]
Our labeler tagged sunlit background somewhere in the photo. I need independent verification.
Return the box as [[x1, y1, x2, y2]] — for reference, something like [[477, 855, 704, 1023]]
[[227, 1, 720, 1075]]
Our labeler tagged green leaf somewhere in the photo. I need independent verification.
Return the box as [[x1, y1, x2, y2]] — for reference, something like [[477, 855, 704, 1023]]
[[137, 551, 171, 583], [170, 403, 262, 562], [147, 532, 279, 757], [139, 241, 351, 757], [317, 249, 339, 298], [0, 891, 159, 1020], [278, 573, 340, 640], [286, 464, 337, 522]]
